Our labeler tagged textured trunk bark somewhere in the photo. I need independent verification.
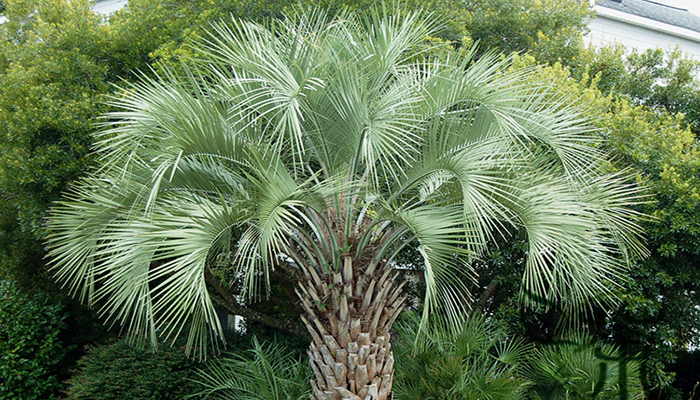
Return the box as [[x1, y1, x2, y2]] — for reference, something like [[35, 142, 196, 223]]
[[297, 255, 406, 400]]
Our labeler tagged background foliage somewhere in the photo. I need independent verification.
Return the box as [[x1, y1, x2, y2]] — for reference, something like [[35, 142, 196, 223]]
[[462, 0, 591, 65], [493, 54, 700, 397]]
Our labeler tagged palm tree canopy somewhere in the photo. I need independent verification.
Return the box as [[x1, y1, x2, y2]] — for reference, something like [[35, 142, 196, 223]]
[[46, 10, 646, 355]]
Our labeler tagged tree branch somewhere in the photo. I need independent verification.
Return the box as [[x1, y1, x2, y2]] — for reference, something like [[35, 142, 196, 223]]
[[204, 269, 308, 338], [272, 267, 305, 315], [473, 278, 499, 314]]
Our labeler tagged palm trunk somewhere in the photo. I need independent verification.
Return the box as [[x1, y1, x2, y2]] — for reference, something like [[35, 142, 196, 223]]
[[297, 255, 406, 400]]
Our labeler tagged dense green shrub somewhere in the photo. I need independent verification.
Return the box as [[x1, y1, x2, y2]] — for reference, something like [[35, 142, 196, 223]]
[[65, 338, 200, 400], [476, 56, 700, 395], [0, 280, 69, 400]]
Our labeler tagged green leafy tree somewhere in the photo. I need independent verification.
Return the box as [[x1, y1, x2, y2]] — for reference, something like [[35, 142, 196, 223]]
[[0, 1, 262, 394], [46, 11, 646, 399], [603, 99, 700, 394], [0, 0, 109, 288], [576, 46, 700, 133], [483, 56, 700, 396], [0, 0, 216, 289], [462, 0, 591, 65], [0, 0, 251, 282], [561, 53, 700, 393]]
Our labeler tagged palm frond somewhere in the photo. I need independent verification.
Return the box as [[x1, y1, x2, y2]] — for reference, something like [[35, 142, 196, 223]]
[[381, 202, 476, 328]]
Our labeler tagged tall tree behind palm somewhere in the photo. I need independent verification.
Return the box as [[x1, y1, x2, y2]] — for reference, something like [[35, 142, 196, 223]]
[[46, 10, 646, 400]]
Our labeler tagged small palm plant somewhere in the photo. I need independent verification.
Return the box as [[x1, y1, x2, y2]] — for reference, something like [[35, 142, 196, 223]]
[[526, 335, 643, 400], [191, 336, 312, 400], [393, 314, 531, 400], [46, 9, 646, 400]]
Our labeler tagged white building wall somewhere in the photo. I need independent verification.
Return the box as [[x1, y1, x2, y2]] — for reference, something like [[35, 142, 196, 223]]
[[93, 0, 128, 15], [586, 5, 700, 60]]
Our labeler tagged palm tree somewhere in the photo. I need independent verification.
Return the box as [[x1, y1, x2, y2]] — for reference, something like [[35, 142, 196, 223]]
[[46, 10, 646, 400]]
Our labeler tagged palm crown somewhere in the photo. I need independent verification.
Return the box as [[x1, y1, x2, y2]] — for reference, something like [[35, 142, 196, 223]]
[[47, 10, 645, 399]]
